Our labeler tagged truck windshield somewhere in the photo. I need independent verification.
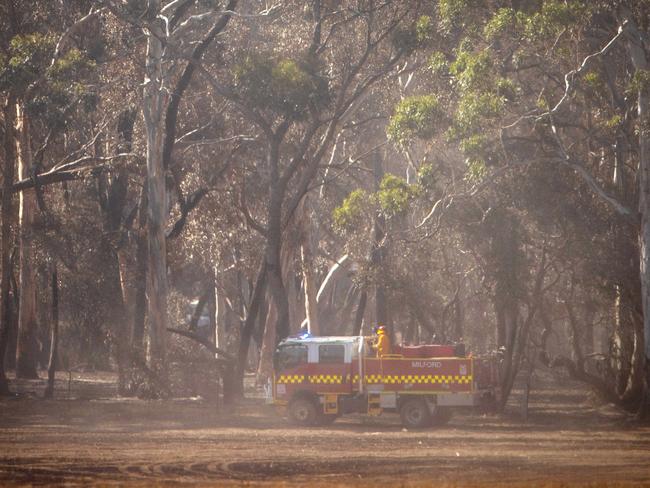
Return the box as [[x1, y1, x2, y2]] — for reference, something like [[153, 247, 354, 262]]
[[275, 344, 307, 372]]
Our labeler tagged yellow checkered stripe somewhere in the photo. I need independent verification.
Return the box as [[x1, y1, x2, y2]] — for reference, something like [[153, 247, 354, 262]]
[[308, 374, 343, 384], [278, 373, 472, 385], [364, 374, 473, 385], [277, 374, 305, 384], [276, 374, 343, 384]]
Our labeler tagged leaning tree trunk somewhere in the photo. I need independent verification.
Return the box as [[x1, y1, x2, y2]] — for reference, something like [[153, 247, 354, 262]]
[[0, 100, 17, 394], [352, 290, 367, 336], [300, 197, 321, 335], [15, 103, 39, 379], [142, 5, 169, 380], [235, 262, 267, 396]]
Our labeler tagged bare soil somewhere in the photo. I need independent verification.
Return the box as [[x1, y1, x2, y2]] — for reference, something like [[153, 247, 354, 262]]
[[0, 371, 649, 487]]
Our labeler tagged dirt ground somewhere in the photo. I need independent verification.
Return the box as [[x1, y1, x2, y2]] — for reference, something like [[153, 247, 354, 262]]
[[0, 371, 649, 487]]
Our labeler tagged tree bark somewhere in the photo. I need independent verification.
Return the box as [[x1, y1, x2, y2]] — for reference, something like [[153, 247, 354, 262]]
[[637, 72, 650, 415], [143, 4, 169, 380], [256, 290, 276, 384], [300, 197, 321, 335], [266, 138, 290, 342], [371, 150, 388, 337], [0, 100, 17, 394], [131, 232, 148, 357], [352, 289, 367, 336], [15, 103, 39, 379], [259, 240, 294, 383], [613, 286, 635, 396], [44, 265, 58, 399], [625, 16, 650, 417], [235, 262, 267, 395]]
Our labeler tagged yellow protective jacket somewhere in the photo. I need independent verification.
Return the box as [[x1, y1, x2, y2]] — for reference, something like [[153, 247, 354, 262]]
[[375, 334, 391, 357]]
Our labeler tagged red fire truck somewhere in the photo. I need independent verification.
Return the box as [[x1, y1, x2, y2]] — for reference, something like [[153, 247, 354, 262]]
[[271, 336, 499, 428]]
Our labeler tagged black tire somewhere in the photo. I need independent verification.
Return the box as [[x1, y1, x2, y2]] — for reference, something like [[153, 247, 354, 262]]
[[430, 407, 452, 426], [399, 397, 431, 429], [287, 397, 319, 426]]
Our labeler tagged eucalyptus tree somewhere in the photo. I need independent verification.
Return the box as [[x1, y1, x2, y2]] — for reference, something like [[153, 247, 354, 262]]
[[0, 0, 103, 382], [98, 0, 239, 387], [203, 1, 430, 355], [379, 0, 650, 412]]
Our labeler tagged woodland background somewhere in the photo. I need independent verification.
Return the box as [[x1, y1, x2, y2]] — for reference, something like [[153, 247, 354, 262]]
[[0, 0, 649, 416]]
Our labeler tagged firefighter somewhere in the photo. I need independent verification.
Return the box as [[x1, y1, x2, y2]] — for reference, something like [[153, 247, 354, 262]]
[[373, 325, 391, 357]]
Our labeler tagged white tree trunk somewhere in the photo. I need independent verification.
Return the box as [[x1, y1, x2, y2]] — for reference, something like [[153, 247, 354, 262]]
[[15, 103, 39, 379], [143, 2, 169, 376]]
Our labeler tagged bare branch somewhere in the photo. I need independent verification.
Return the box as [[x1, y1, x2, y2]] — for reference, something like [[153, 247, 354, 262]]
[[166, 328, 235, 362], [502, 23, 628, 129], [51, 6, 106, 65], [549, 116, 636, 219]]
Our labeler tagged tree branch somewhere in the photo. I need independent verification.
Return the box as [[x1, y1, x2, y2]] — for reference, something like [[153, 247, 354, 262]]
[[166, 327, 235, 362]]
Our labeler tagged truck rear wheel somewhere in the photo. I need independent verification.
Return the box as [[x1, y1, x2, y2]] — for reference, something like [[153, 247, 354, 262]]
[[288, 397, 318, 426], [399, 397, 431, 429]]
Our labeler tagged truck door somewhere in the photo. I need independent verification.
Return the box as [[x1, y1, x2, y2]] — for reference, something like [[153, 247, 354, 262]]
[[273, 343, 308, 402], [310, 343, 352, 394]]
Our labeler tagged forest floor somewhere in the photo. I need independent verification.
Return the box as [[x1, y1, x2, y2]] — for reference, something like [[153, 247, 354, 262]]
[[0, 370, 649, 487]]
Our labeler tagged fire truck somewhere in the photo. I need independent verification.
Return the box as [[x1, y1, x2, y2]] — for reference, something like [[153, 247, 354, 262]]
[[271, 335, 499, 428]]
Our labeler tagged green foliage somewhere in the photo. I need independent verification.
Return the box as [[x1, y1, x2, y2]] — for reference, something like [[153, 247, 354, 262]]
[[484, 8, 516, 40], [603, 114, 622, 129], [582, 71, 600, 89], [334, 175, 422, 230], [416, 15, 434, 44], [450, 50, 493, 92], [459, 134, 488, 157], [393, 15, 435, 54], [496, 77, 517, 100], [438, 0, 479, 31], [333, 189, 371, 231], [0, 34, 97, 127], [427, 51, 448, 76], [417, 163, 437, 192], [482, 2, 590, 44], [387, 95, 444, 146], [520, 1, 589, 41], [233, 53, 328, 118], [0, 33, 56, 93], [48, 49, 96, 80], [628, 69, 650, 95], [377, 174, 420, 217], [454, 91, 504, 134], [465, 158, 488, 182]]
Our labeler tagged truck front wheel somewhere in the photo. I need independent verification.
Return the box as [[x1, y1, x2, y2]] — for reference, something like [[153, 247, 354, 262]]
[[288, 397, 319, 426], [399, 398, 431, 429]]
